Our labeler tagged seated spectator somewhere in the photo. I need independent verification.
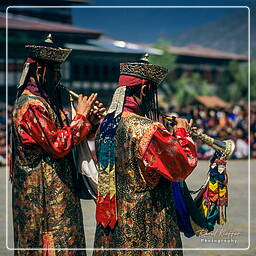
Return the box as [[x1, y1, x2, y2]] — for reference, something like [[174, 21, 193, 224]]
[[2, 102, 253, 161], [234, 129, 248, 159]]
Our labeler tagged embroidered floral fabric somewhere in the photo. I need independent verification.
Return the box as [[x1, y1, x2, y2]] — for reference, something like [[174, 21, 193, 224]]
[[94, 111, 197, 255], [12, 89, 90, 255]]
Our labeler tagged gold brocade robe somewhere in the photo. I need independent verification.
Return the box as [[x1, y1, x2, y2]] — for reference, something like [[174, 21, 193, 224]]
[[11, 88, 88, 256], [94, 112, 186, 256]]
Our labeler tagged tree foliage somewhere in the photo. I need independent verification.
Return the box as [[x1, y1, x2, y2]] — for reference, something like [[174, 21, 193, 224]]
[[149, 38, 176, 70], [172, 73, 214, 107], [217, 61, 249, 103], [150, 39, 214, 107], [150, 40, 252, 106]]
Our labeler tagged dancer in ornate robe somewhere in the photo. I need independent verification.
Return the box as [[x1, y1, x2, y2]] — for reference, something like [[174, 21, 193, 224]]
[[94, 57, 197, 255], [11, 35, 100, 255]]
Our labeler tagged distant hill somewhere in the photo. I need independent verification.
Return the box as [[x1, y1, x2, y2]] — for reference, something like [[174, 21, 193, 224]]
[[170, 10, 254, 57]]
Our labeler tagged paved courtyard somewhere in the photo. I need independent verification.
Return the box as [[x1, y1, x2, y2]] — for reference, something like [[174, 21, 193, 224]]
[[0, 160, 255, 255]]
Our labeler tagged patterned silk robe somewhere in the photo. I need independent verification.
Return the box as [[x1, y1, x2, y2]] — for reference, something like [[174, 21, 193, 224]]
[[11, 82, 91, 255], [94, 103, 197, 256]]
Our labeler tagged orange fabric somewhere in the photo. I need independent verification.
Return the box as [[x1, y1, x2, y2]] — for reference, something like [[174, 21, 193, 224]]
[[43, 233, 55, 256]]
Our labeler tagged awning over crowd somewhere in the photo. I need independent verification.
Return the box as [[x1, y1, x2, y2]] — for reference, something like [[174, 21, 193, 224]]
[[195, 96, 228, 108]]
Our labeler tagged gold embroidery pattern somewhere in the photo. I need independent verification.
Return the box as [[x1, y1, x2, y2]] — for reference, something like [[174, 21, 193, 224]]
[[122, 112, 166, 159], [94, 113, 182, 255], [120, 63, 168, 84], [98, 163, 111, 199], [12, 93, 86, 255], [25, 44, 72, 63], [14, 93, 48, 127]]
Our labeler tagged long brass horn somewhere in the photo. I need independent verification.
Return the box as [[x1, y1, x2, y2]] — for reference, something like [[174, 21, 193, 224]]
[[58, 86, 236, 159], [190, 127, 235, 159], [161, 114, 235, 159]]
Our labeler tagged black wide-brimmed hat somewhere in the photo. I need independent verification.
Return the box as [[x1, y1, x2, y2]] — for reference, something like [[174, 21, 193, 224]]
[[25, 34, 72, 63]]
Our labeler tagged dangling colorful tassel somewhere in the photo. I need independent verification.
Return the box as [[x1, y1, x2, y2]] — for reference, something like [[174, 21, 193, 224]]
[[198, 157, 228, 225]]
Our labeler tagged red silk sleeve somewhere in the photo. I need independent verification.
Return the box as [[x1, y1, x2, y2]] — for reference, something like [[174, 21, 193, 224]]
[[142, 127, 197, 181], [17, 104, 92, 159]]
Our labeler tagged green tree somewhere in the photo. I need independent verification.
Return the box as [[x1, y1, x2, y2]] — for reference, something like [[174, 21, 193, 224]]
[[173, 72, 214, 107], [217, 61, 250, 103], [149, 39, 214, 107], [149, 39, 176, 97], [149, 38, 176, 69]]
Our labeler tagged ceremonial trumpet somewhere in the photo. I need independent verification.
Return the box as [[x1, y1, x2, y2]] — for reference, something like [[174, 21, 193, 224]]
[[161, 113, 235, 159], [59, 84, 235, 159], [58, 84, 107, 116]]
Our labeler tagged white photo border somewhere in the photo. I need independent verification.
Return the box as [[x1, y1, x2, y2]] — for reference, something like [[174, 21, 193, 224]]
[[5, 5, 251, 252]]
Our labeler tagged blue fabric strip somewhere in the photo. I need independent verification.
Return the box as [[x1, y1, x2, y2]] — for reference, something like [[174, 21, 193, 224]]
[[172, 182, 195, 238]]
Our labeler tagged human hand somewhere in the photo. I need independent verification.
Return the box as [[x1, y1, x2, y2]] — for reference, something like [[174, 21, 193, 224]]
[[88, 100, 107, 125], [176, 118, 193, 132], [75, 93, 98, 118]]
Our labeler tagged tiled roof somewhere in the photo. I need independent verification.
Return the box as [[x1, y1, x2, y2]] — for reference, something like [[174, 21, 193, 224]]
[[171, 45, 247, 61], [1, 13, 102, 37], [1, 13, 248, 61], [136, 42, 247, 60], [85, 37, 162, 55]]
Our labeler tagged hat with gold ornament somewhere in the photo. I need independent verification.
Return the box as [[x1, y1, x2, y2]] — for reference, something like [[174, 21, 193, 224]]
[[119, 53, 169, 85], [25, 34, 72, 63]]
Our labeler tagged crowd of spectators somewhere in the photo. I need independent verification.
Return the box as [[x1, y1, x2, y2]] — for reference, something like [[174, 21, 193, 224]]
[[0, 102, 254, 166], [166, 103, 254, 160]]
